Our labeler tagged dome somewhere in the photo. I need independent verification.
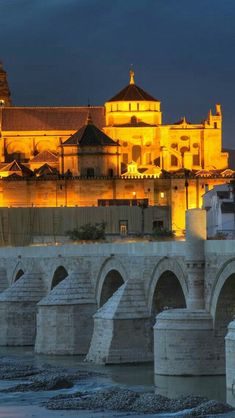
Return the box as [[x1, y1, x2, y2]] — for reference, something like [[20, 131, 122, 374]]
[[107, 70, 159, 102]]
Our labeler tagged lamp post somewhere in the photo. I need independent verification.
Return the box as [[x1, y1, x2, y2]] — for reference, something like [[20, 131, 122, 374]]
[[139, 200, 148, 237], [184, 169, 190, 210]]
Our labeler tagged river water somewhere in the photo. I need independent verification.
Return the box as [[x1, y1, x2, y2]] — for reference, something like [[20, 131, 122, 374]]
[[0, 347, 234, 417]]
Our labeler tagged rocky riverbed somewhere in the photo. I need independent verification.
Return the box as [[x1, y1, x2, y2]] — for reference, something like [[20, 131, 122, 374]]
[[45, 387, 234, 416], [0, 354, 234, 417]]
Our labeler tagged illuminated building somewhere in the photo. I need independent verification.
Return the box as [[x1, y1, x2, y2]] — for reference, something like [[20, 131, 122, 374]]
[[0, 63, 232, 234]]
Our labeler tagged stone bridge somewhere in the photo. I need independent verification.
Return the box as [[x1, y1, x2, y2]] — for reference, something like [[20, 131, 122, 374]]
[[1, 209, 235, 390]]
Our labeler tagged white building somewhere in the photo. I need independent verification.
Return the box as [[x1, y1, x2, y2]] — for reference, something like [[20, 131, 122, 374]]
[[203, 182, 235, 238]]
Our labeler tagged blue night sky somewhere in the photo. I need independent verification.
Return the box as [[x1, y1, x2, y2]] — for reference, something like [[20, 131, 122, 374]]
[[0, 0, 235, 148]]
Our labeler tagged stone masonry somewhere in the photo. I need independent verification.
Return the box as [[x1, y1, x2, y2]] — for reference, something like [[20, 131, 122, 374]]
[[0, 210, 234, 390]]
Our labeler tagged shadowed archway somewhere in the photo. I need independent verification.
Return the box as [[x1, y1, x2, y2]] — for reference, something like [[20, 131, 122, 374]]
[[99, 269, 124, 307], [14, 269, 24, 282], [151, 270, 186, 318], [51, 266, 68, 289], [214, 273, 235, 370]]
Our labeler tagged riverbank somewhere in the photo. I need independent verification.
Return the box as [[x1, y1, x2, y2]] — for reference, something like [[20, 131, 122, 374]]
[[0, 349, 234, 417]]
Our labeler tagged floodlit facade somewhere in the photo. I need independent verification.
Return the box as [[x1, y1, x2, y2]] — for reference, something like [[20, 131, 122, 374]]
[[0, 64, 232, 234]]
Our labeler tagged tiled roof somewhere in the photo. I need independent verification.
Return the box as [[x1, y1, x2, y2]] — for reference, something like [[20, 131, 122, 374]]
[[115, 121, 156, 127], [0, 160, 32, 175], [1, 106, 105, 131], [30, 150, 58, 163], [107, 84, 158, 102], [62, 122, 118, 147], [35, 163, 59, 176]]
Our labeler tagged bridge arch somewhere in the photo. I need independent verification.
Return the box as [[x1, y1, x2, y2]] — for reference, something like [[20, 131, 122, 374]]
[[210, 258, 235, 321], [147, 257, 188, 315], [209, 258, 235, 371], [51, 265, 68, 289], [96, 257, 128, 307]]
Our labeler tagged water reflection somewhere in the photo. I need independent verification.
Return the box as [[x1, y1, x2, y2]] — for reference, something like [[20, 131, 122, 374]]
[[155, 374, 226, 402]]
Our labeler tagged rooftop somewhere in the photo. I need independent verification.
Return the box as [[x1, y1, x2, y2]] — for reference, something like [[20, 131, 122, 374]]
[[107, 70, 159, 102]]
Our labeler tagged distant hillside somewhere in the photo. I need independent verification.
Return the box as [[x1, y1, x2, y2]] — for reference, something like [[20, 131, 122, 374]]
[[223, 149, 235, 169]]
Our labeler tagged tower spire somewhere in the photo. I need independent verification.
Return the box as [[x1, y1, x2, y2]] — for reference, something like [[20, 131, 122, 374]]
[[0, 61, 12, 106], [86, 106, 93, 125], [129, 66, 135, 85]]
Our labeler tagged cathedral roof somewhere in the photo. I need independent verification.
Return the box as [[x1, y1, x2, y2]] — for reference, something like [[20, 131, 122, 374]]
[[1, 106, 105, 131], [62, 114, 118, 147], [173, 116, 191, 125], [107, 70, 159, 102], [30, 150, 58, 163]]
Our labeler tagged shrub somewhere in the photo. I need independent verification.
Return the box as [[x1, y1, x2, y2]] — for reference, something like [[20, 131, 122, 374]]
[[152, 228, 175, 239], [67, 222, 106, 241]]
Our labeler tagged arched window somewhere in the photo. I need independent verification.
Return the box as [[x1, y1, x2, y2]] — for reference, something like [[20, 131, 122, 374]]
[[131, 115, 137, 125], [132, 145, 141, 163], [171, 155, 178, 167], [180, 147, 189, 168]]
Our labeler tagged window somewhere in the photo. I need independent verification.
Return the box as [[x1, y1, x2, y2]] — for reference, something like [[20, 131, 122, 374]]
[[129, 103, 131, 111], [145, 152, 151, 164], [119, 220, 128, 235], [87, 168, 95, 177], [160, 192, 165, 198], [123, 153, 128, 164], [131, 115, 137, 125], [132, 145, 141, 163], [137, 103, 140, 111], [193, 154, 200, 165], [171, 155, 178, 166], [214, 122, 217, 129], [153, 220, 164, 231]]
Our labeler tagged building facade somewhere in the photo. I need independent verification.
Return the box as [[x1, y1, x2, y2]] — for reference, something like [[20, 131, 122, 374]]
[[203, 183, 235, 238], [0, 64, 232, 234]]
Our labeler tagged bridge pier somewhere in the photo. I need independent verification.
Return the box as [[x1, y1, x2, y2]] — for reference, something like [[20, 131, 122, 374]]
[[35, 271, 97, 355], [86, 280, 152, 364], [154, 209, 220, 376], [0, 272, 46, 346], [225, 320, 235, 390], [154, 309, 220, 375]]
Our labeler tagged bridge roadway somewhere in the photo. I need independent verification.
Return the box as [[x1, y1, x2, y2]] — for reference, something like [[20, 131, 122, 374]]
[[0, 210, 235, 389]]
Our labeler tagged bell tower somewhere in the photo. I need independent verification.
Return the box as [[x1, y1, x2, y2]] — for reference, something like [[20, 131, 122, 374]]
[[0, 62, 12, 106]]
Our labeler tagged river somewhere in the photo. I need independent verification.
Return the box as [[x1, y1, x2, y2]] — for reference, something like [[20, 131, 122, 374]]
[[0, 347, 234, 417]]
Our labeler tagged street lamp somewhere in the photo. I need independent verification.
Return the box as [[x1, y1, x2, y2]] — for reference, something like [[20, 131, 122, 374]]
[[184, 169, 190, 210]]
